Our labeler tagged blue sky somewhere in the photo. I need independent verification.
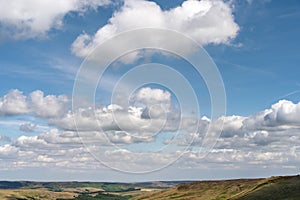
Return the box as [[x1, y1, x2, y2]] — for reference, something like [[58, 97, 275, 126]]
[[1, 0, 299, 114], [0, 0, 300, 181]]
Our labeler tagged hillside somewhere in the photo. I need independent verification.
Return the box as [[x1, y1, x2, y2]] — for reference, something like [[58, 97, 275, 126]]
[[133, 175, 300, 200], [231, 175, 300, 200], [1, 175, 300, 199]]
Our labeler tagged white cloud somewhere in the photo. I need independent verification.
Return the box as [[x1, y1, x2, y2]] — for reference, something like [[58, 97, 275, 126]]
[[0, 144, 19, 159], [133, 87, 171, 106], [0, 129, 99, 168], [0, 89, 29, 115], [216, 115, 245, 138], [49, 104, 177, 138], [174, 100, 300, 169], [243, 100, 300, 130], [36, 155, 55, 163], [29, 90, 69, 118], [249, 130, 272, 146], [49, 107, 118, 132], [0, 0, 110, 39], [0, 89, 69, 118], [49, 87, 178, 139], [133, 87, 172, 119], [264, 100, 300, 125], [1, 88, 300, 172], [71, 0, 239, 61]]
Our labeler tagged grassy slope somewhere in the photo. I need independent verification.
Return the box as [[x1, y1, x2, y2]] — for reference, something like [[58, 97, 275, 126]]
[[133, 178, 262, 200], [1, 176, 300, 200], [133, 175, 300, 200], [231, 175, 300, 200], [0, 188, 76, 200]]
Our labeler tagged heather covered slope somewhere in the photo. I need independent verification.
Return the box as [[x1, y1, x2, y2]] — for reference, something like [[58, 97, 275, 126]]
[[133, 178, 262, 200], [231, 175, 300, 200], [134, 175, 300, 200]]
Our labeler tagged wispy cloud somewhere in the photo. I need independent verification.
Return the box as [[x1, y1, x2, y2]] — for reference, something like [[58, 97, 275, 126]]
[[218, 59, 275, 77]]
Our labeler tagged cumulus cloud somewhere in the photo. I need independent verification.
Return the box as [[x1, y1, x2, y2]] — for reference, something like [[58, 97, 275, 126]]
[[50, 104, 177, 137], [0, 129, 98, 168], [249, 130, 273, 146], [170, 99, 300, 169], [71, 0, 239, 62], [49, 87, 181, 145], [1, 87, 300, 171], [182, 100, 300, 150], [133, 87, 171, 106], [29, 90, 69, 118], [0, 0, 110, 39], [0, 89, 29, 115], [133, 87, 171, 119], [0, 144, 19, 159], [243, 100, 300, 130], [264, 100, 300, 125], [0, 89, 69, 118]]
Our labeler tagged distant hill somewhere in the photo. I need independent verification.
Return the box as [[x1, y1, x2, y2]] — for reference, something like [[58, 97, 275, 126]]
[[0, 180, 187, 190], [0, 180, 188, 200], [133, 175, 300, 200]]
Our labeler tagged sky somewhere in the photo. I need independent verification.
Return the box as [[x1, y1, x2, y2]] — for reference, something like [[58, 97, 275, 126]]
[[0, 0, 300, 181]]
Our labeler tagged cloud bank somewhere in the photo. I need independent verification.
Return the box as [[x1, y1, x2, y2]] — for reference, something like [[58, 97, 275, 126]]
[[0, 89, 300, 172]]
